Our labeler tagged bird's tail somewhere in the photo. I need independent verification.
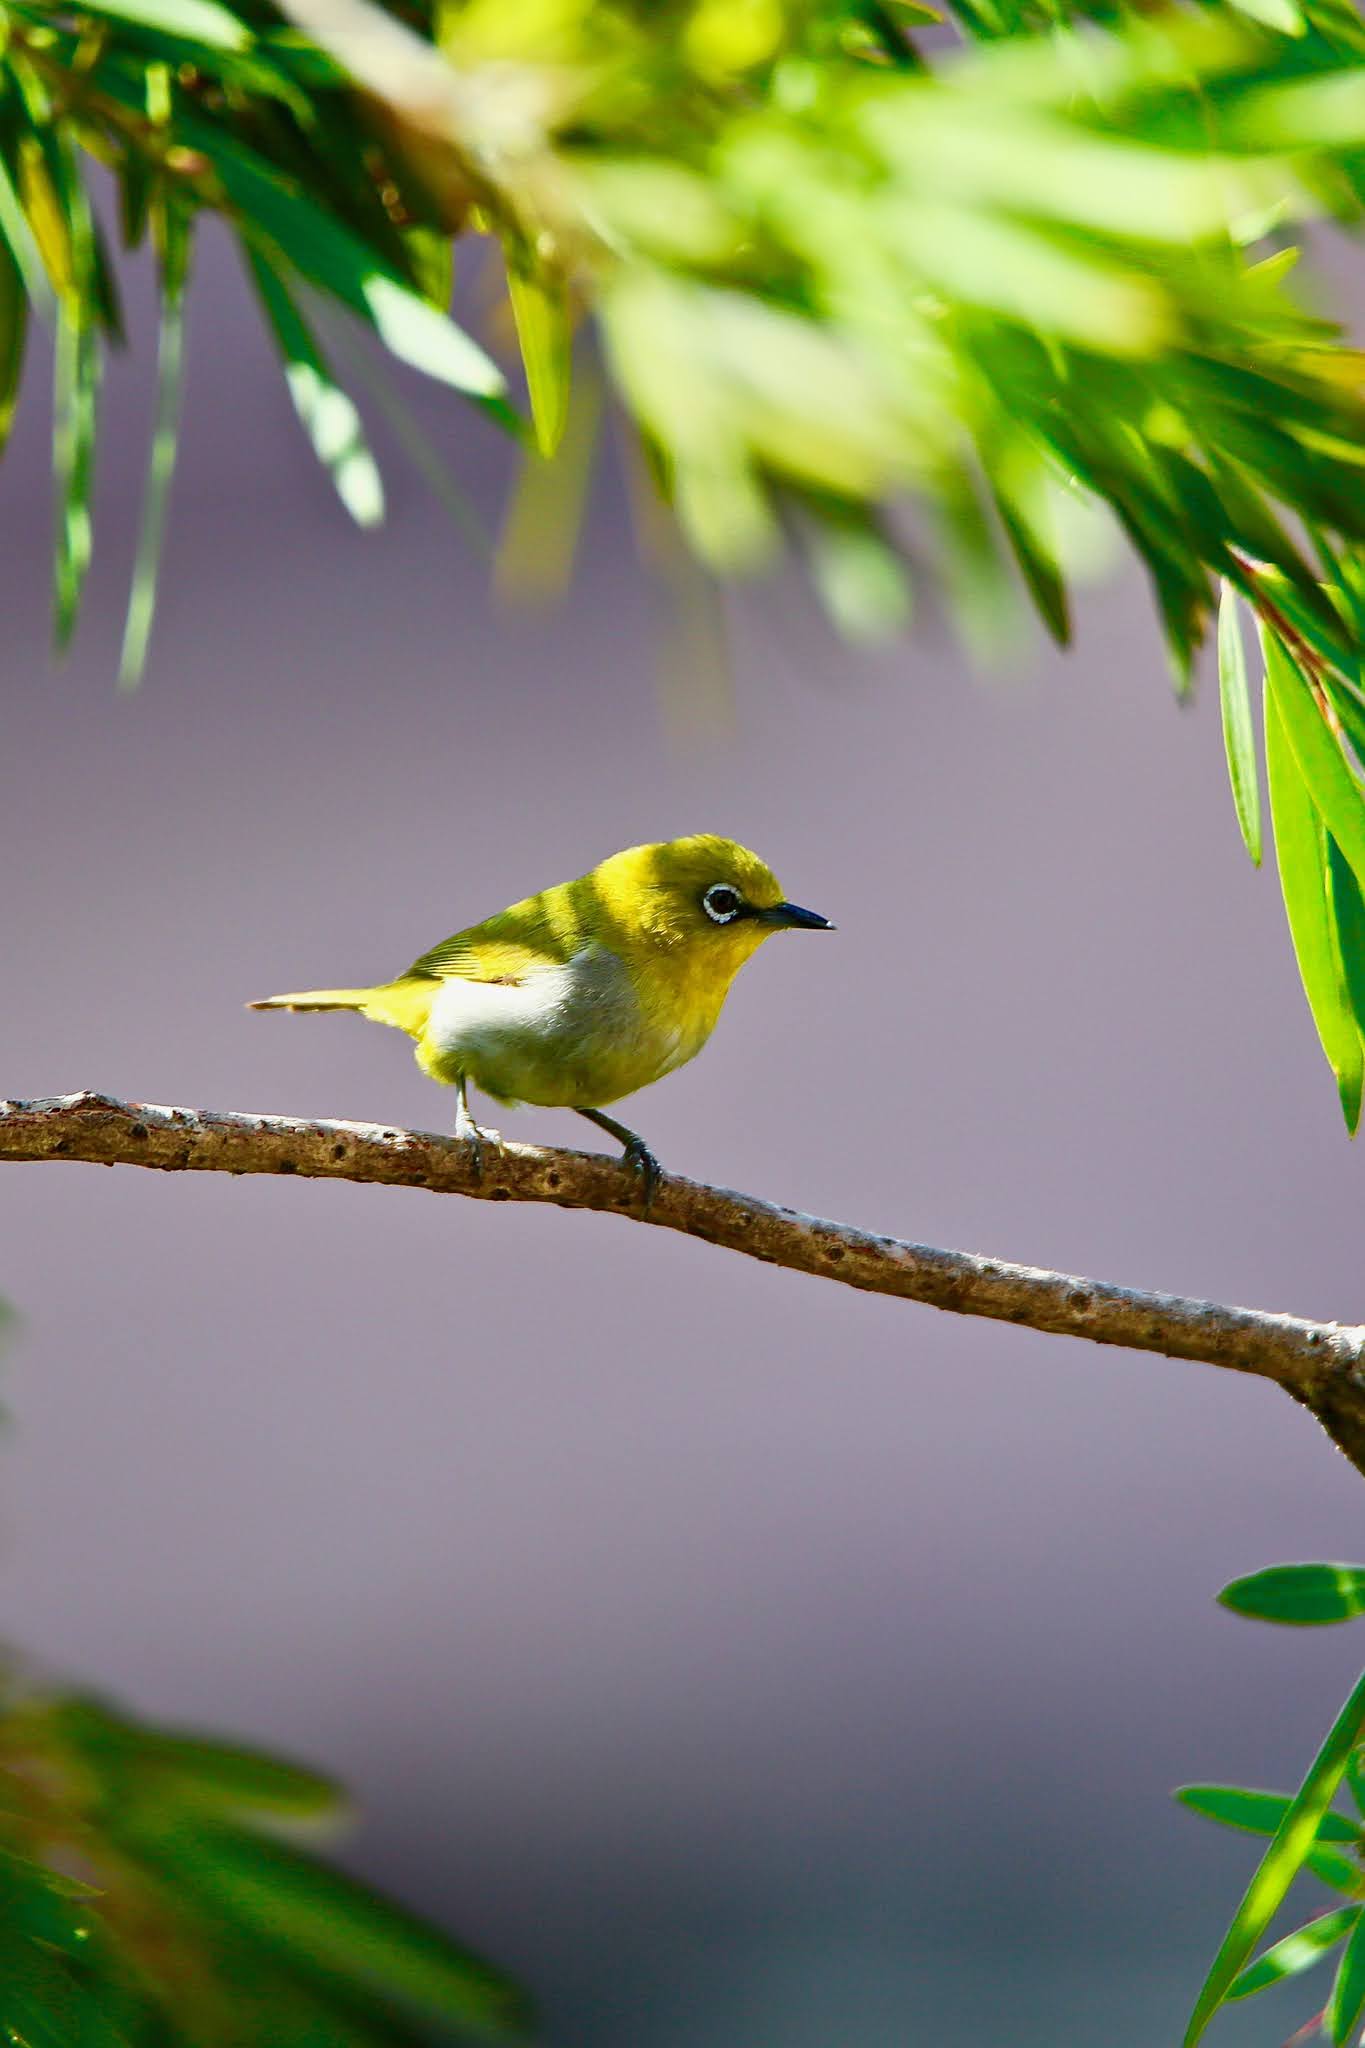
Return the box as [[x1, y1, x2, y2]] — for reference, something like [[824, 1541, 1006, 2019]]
[[247, 987, 376, 1013], [247, 979, 435, 1036]]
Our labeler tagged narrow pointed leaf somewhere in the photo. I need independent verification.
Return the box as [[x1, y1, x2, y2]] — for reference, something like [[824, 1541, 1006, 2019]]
[[1265, 630, 1365, 902], [1228, 1907, 1360, 2001], [0, 147, 54, 322], [51, 306, 99, 650], [125, 1816, 532, 2040], [1328, 839, 1365, 1052], [1217, 579, 1261, 865], [1328, 1910, 1365, 2043], [507, 264, 572, 459], [119, 209, 191, 688], [0, 234, 27, 461], [1307, 1843, 1362, 1893], [70, 0, 250, 46], [1220, 1563, 1365, 1626], [1183, 1664, 1365, 2047], [1176, 1784, 1360, 1842], [1265, 671, 1363, 1133], [244, 246, 383, 529]]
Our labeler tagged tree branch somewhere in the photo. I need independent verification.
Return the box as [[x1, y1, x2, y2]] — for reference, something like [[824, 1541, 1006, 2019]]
[[5, 1092, 1365, 1469]]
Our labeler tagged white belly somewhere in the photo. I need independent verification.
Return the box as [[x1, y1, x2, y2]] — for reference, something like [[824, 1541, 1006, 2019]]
[[424, 946, 648, 1105]]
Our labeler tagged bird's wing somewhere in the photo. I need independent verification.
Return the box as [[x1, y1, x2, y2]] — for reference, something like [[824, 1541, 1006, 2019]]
[[402, 897, 577, 986]]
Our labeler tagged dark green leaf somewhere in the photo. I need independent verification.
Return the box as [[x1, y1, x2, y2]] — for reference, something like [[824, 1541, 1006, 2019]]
[[1228, 1906, 1360, 2001], [1220, 1563, 1365, 1627], [126, 1816, 533, 2040], [1217, 579, 1261, 866], [1329, 1909, 1365, 2044], [1265, 661, 1363, 1134], [1183, 1663, 1365, 2047], [1307, 1843, 1363, 1893], [1176, 1783, 1360, 1842], [189, 126, 507, 408]]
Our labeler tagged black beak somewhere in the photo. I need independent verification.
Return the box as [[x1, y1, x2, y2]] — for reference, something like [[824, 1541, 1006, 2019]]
[[763, 901, 835, 931]]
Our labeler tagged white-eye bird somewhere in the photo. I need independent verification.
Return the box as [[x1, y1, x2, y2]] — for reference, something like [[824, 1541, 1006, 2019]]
[[249, 834, 832, 1200]]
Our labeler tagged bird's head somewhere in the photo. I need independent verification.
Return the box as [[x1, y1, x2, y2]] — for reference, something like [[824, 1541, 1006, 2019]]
[[589, 836, 833, 975]]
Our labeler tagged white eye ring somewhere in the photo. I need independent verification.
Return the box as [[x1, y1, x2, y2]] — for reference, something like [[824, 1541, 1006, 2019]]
[[703, 884, 742, 925]]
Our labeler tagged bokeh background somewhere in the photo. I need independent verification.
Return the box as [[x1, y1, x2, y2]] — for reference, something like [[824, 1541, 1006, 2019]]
[[6, 222, 1365, 2046]]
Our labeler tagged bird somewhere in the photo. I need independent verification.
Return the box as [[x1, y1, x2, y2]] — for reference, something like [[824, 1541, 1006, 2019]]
[[248, 834, 832, 1204]]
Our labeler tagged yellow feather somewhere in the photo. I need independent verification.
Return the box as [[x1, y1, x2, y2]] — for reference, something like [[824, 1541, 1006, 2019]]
[[248, 836, 830, 1162]]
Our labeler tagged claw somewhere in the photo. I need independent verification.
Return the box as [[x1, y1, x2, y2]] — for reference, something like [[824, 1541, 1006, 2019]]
[[622, 1136, 660, 1214], [454, 1089, 500, 1182]]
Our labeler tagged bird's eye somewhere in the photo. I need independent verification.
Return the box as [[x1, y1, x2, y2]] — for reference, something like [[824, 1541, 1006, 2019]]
[[703, 884, 742, 924]]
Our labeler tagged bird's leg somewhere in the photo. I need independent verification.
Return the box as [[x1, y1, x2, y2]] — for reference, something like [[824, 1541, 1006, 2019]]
[[454, 1076, 500, 1180], [575, 1108, 661, 1212]]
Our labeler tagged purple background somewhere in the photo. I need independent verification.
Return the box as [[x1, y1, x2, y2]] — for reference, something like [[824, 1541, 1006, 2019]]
[[6, 221, 1365, 2044]]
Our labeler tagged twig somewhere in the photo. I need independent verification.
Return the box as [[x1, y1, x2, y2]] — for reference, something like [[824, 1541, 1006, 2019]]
[[4, 1091, 1365, 1468]]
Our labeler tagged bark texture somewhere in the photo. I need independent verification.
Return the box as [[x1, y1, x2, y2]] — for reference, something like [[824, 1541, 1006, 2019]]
[[5, 1092, 1365, 1467]]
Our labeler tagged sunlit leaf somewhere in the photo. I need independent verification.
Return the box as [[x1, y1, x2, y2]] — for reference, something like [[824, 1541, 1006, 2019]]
[[68, 0, 250, 48], [1228, 1906, 1360, 2001], [1328, 1908, 1365, 2043], [507, 261, 571, 459], [50, 304, 99, 650], [1220, 1563, 1365, 1627], [119, 204, 191, 688], [245, 245, 384, 529], [1183, 1664, 1365, 2046], [1265, 659, 1363, 1133], [1217, 579, 1261, 866], [1265, 629, 1365, 904]]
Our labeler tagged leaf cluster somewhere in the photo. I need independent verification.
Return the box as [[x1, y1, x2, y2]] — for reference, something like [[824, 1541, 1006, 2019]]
[[10, 0, 1365, 1104], [1181, 1562, 1365, 2046], [0, 1667, 531, 2046]]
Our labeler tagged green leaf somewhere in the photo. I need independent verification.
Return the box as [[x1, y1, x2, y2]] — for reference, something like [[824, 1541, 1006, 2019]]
[[801, 503, 913, 642], [53, 1694, 346, 1824], [244, 246, 384, 529], [1220, 1563, 1365, 1627], [1183, 1664, 1365, 2047], [51, 304, 99, 651], [118, 205, 191, 688], [0, 142, 51, 324], [1217, 579, 1261, 866], [1265, 664, 1363, 1134], [1265, 629, 1365, 906], [1227, 0, 1306, 35], [126, 1816, 533, 2040], [1176, 1783, 1361, 1842], [65, 0, 250, 47], [0, 1921, 119, 2048], [507, 263, 572, 460], [1308, 1844, 1363, 1894], [1329, 1909, 1365, 2044], [1228, 1906, 1360, 2001], [1328, 838, 1365, 1055]]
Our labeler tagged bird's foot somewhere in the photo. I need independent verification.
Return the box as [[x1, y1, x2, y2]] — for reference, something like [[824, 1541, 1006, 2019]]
[[454, 1109, 502, 1182], [620, 1135, 661, 1215]]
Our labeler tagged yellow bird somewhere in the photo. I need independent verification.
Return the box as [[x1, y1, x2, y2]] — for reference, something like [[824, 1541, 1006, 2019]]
[[249, 834, 832, 1199]]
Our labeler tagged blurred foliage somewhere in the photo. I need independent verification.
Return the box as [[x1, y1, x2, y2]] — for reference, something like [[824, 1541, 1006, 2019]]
[[0, 1667, 532, 2045], [7, 2, 1365, 1106], [1181, 1561, 1365, 2045]]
